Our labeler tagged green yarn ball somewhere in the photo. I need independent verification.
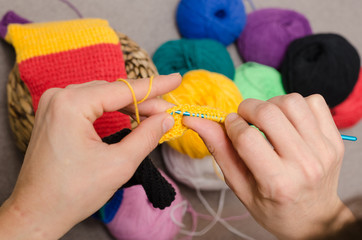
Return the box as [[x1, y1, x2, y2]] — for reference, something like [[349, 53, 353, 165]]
[[234, 62, 286, 101], [152, 39, 235, 79]]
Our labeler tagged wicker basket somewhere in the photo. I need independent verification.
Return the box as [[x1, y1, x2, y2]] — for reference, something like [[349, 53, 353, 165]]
[[7, 31, 158, 152]]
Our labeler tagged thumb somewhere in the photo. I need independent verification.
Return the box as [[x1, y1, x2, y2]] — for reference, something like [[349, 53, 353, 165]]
[[109, 112, 174, 173]]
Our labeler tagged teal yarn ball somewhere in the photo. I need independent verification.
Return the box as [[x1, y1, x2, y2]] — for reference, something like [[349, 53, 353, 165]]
[[176, 0, 247, 46], [152, 39, 235, 79], [234, 62, 286, 101]]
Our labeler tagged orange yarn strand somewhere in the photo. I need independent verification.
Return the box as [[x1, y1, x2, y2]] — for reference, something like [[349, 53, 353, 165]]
[[138, 75, 153, 104], [117, 76, 153, 124]]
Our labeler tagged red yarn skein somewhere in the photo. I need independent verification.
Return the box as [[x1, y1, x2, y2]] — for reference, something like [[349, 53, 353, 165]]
[[331, 68, 362, 129]]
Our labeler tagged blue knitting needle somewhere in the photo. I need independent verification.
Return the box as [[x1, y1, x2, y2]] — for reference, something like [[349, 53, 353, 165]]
[[171, 111, 357, 142]]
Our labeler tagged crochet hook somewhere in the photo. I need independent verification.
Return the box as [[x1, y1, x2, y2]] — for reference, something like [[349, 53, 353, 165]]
[[171, 111, 357, 142], [341, 135, 357, 141]]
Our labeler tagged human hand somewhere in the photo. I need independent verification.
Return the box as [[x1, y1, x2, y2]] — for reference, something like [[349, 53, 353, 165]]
[[0, 74, 181, 239], [184, 93, 355, 239]]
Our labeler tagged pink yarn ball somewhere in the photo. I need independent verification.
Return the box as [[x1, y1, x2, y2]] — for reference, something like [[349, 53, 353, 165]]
[[106, 171, 184, 240]]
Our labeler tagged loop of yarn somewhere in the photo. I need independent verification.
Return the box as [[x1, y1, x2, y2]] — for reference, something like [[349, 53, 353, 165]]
[[237, 8, 312, 69], [331, 68, 362, 129], [162, 70, 242, 159], [170, 198, 251, 239], [117, 76, 153, 125], [176, 0, 247, 46], [152, 38, 235, 79], [106, 170, 184, 240], [234, 62, 286, 101], [280, 33, 360, 108]]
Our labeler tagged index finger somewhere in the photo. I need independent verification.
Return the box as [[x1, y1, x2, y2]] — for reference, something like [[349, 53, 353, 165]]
[[225, 113, 283, 187], [64, 73, 182, 122]]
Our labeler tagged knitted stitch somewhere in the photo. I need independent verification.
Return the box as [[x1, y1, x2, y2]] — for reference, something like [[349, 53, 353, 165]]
[[160, 104, 226, 143], [5, 18, 131, 137], [102, 128, 176, 209]]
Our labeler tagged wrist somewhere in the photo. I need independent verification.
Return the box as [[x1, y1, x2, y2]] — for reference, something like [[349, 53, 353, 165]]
[[276, 199, 356, 240], [322, 202, 356, 237], [0, 195, 73, 240]]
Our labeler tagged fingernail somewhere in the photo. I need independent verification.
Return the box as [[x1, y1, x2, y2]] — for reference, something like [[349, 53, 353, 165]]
[[226, 113, 239, 124], [169, 72, 181, 76], [163, 115, 175, 133]]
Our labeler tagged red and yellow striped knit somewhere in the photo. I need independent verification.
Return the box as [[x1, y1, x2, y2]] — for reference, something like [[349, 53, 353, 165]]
[[5, 18, 131, 138]]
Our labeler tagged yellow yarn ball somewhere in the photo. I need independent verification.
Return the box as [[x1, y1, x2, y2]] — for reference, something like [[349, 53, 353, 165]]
[[162, 70, 243, 159]]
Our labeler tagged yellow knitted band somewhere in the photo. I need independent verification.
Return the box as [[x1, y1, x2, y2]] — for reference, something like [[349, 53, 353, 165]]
[[159, 104, 227, 143], [5, 18, 119, 63]]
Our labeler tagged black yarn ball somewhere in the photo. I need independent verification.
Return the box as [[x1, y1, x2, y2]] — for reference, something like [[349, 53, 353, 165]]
[[280, 33, 360, 108]]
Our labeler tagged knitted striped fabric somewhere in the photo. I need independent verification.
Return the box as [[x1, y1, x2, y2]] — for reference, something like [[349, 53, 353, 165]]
[[4, 18, 131, 137]]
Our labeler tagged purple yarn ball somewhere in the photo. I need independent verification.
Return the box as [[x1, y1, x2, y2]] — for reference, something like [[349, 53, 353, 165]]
[[237, 8, 312, 69]]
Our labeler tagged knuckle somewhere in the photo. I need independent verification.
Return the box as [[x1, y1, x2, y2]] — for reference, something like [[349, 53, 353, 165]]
[[38, 88, 59, 107], [304, 162, 325, 184], [48, 89, 78, 114], [272, 178, 289, 198], [297, 150, 325, 184], [233, 127, 259, 149], [254, 102, 280, 122], [65, 83, 79, 89], [307, 94, 327, 108], [280, 93, 304, 109], [313, 137, 344, 167], [237, 98, 254, 114], [323, 140, 344, 168]]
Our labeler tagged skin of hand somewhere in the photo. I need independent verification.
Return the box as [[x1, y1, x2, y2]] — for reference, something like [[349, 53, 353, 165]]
[[0, 74, 181, 240], [184, 93, 356, 240]]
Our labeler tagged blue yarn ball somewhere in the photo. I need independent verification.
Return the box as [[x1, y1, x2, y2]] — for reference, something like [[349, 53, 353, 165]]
[[93, 189, 124, 224], [176, 0, 247, 46]]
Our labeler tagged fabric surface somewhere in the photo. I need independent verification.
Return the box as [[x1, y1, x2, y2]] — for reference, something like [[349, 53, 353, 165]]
[[4, 18, 131, 138]]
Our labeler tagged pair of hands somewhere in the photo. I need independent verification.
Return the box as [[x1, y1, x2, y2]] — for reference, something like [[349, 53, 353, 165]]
[[0, 74, 354, 239]]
